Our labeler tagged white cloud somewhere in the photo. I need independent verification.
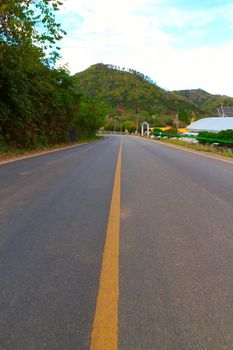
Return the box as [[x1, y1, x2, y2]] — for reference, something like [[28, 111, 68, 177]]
[[61, 0, 164, 15], [150, 42, 233, 96], [188, 29, 209, 39], [58, 0, 233, 96], [154, 8, 215, 29]]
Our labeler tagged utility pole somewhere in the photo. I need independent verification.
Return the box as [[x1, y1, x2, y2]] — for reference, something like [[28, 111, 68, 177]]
[[175, 110, 180, 134], [136, 109, 139, 134]]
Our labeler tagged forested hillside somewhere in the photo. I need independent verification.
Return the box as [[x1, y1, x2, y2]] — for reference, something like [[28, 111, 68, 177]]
[[0, 1, 106, 149], [75, 64, 233, 131], [174, 89, 233, 115], [2, 2, 232, 147], [74, 63, 209, 129]]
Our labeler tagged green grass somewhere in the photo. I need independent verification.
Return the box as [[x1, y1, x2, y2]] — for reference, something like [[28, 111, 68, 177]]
[[0, 136, 103, 161], [156, 138, 233, 158]]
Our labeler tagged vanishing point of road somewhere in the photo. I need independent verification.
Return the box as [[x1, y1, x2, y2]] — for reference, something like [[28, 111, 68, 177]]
[[1, 135, 233, 350]]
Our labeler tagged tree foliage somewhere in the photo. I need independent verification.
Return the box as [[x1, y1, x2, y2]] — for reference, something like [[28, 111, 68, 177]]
[[0, 1, 106, 148], [75, 63, 207, 129], [174, 89, 233, 116], [0, 1, 65, 51]]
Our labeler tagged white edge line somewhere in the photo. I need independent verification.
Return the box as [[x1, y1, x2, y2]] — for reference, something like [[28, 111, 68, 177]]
[[0, 142, 90, 165], [137, 136, 233, 165]]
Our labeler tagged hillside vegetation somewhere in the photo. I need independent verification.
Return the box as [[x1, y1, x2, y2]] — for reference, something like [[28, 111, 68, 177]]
[[174, 89, 233, 116], [0, 1, 105, 150], [74, 63, 233, 130], [2, 0, 233, 150]]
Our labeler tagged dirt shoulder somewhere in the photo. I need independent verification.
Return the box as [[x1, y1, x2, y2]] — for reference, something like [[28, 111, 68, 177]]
[[136, 136, 233, 164], [0, 138, 102, 164]]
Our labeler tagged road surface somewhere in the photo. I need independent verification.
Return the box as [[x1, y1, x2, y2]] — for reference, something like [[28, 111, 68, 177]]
[[1, 135, 233, 350]]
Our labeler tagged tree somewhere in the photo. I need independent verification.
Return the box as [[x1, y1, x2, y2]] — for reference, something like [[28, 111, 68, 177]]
[[72, 95, 109, 137], [124, 120, 136, 133], [167, 118, 174, 127], [178, 108, 190, 125], [0, 1, 66, 53], [0, 44, 83, 147], [1, 1, 103, 148]]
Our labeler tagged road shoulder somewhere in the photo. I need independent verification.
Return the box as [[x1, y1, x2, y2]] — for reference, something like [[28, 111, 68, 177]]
[[0, 138, 103, 165], [135, 136, 233, 164]]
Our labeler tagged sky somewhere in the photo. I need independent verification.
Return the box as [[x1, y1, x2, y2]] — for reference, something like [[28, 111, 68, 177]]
[[57, 0, 233, 96]]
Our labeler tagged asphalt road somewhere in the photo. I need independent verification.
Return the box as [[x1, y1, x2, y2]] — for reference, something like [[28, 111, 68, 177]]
[[1, 135, 233, 349]]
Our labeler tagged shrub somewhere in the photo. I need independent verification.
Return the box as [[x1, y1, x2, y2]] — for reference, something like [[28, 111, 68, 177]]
[[197, 130, 233, 147], [164, 127, 178, 135], [153, 128, 163, 135], [197, 131, 217, 145]]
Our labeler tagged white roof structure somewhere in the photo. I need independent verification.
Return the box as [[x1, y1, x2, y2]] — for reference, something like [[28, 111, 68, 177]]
[[187, 117, 233, 132]]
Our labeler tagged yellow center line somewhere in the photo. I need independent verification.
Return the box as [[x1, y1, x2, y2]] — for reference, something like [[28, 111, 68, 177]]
[[90, 140, 122, 350]]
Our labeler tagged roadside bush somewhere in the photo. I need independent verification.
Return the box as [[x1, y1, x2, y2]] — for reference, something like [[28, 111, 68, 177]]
[[164, 127, 178, 136], [218, 130, 233, 147], [197, 131, 217, 145], [197, 130, 233, 147], [153, 128, 163, 135]]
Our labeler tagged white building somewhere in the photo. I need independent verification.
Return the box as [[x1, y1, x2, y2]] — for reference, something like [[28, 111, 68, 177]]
[[187, 117, 233, 133]]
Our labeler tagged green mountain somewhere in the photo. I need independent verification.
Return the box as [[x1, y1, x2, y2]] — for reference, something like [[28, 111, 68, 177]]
[[173, 89, 233, 115], [74, 63, 233, 128]]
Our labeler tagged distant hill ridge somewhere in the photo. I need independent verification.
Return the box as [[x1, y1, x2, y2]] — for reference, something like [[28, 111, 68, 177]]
[[174, 89, 233, 114], [95, 63, 158, 86], [74, 63, 233, 126]]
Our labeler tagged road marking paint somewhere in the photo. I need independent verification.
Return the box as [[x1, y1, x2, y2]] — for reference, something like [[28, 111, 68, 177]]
[[157, 141, 233, 164], [0, 143, 90, 165], [90, 141, 122, 350], [136, 136, 233, 165]]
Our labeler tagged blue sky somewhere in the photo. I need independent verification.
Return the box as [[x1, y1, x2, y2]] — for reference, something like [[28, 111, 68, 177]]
[[57, 0, 233, 96]]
